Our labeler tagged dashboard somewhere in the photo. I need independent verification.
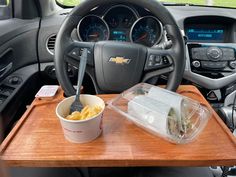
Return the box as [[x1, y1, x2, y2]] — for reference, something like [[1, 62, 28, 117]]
[[38, 3, 236, 104], [77, 5, 163, 47]]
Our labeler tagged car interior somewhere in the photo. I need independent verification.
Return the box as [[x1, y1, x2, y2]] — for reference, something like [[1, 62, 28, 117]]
[[0, 0, 236, 176]]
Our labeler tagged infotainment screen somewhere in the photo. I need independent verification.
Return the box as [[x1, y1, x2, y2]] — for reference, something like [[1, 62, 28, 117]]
[[186, 28, 224, 42]]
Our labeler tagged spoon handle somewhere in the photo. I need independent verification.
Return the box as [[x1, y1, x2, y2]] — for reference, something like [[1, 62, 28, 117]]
[[75, 48, 88, 100]]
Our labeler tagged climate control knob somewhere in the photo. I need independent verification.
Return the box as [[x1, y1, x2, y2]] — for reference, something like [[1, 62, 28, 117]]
[[207, 47, 222, 61]]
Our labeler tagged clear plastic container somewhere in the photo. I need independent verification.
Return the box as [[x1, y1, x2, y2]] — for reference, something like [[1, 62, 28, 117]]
[[107, 83, 211, 144]]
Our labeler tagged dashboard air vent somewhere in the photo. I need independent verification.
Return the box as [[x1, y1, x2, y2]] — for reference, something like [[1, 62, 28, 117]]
[[166, 34, 171, 41], [46, 34, 56, 55]]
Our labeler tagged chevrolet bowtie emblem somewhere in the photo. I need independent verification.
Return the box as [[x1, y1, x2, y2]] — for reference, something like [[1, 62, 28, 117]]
[[109, 57, 131, 64]]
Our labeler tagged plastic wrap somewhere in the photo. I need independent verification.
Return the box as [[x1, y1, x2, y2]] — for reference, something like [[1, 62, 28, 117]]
[[107, 83, 211, 144]]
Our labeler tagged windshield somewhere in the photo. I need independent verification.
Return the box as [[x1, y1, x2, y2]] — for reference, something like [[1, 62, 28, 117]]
[[56, 0, 236, 8]]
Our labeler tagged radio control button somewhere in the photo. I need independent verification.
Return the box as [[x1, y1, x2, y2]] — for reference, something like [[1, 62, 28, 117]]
[[222, 48, 234, 54], [201, 53, 208, 60], [222, 48, 235, 61], [229, 61, 236, 69], [192, 61, 200, 68], [201, 61, 227, 69], [192, 52, 200, 60], [207, 47, 223, 61], [191, 47, 207, 60], [222, 56, 235, 61]]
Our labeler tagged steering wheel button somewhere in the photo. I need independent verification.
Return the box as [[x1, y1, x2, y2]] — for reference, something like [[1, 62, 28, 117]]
[[154, 56, 161, 63], [68, 48, 81, 59], [149, 55, 156, 61], [148, 61, 154, 67], [162, 56, 169, 64], [154, 62, 161, 66]]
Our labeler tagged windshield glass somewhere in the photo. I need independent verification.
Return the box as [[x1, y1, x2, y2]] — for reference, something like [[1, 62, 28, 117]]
[[56, 0, 236, 8]]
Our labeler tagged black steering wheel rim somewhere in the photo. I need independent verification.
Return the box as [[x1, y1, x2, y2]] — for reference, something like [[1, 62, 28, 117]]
[[54, 0, 185, 96]]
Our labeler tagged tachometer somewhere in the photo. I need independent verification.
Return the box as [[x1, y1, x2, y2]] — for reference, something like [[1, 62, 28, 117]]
[[130, 16, 163, 47], [77, 15, 109, 42]]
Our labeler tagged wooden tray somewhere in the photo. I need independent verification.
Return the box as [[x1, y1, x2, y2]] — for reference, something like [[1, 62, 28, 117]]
[[1, 85, 236, 167]]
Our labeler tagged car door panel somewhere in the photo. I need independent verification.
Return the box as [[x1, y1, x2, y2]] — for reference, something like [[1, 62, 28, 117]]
[[0, 18, 40, 138]]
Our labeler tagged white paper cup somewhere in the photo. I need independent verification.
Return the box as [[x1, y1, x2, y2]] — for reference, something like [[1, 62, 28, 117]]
[[56, 95, 105, 143]]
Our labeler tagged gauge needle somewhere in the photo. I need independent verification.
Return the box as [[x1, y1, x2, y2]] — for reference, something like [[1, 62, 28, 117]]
[[136, 33, 147, 41], [89, 32, 99, 38]]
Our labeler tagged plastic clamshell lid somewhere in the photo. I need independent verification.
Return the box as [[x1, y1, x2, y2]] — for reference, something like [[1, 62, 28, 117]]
[[107, 83, 211, 144]]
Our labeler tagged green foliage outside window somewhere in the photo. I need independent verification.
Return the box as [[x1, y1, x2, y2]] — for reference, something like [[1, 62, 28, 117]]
[[57, 0, 80, 6], [56, 0, 236, 8]]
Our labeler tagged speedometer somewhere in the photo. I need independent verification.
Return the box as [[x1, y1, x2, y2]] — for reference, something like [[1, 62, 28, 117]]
[[130, 16, 163, 47], [77, 15, 109, 42]]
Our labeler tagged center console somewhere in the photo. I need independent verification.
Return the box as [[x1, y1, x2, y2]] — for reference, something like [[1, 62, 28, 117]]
[[183, 16, 236, 106], [186, 43, 236, 104], [188, 43, 236, 79], [186, 21, 236, 78]]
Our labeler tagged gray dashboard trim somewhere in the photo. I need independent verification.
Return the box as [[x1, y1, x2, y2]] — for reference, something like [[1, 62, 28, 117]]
[[0, 19, 39, 47]]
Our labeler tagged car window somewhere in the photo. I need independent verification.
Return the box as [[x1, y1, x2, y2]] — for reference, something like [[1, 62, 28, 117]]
[[0, 0, 9, 5], [56, 0, 236, 8], [0, 0, 12, 19]]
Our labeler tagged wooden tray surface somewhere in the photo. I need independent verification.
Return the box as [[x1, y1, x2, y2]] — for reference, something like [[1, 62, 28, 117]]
[[1, 85, 236, 167]]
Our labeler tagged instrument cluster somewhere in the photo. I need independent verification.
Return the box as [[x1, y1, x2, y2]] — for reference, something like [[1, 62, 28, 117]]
[[77, 5, 163, 47]]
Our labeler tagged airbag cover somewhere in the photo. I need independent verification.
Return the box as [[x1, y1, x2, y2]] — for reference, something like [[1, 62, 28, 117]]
[[94, 41, 146, 92]]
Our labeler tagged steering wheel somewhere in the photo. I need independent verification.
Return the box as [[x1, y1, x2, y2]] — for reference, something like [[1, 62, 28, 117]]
[[54, 0, 185, 96]]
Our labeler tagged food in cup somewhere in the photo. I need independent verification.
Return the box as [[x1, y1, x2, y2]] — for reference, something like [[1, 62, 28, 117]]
[[66, 105, 102, 120], [56, 94, 105, 143]]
